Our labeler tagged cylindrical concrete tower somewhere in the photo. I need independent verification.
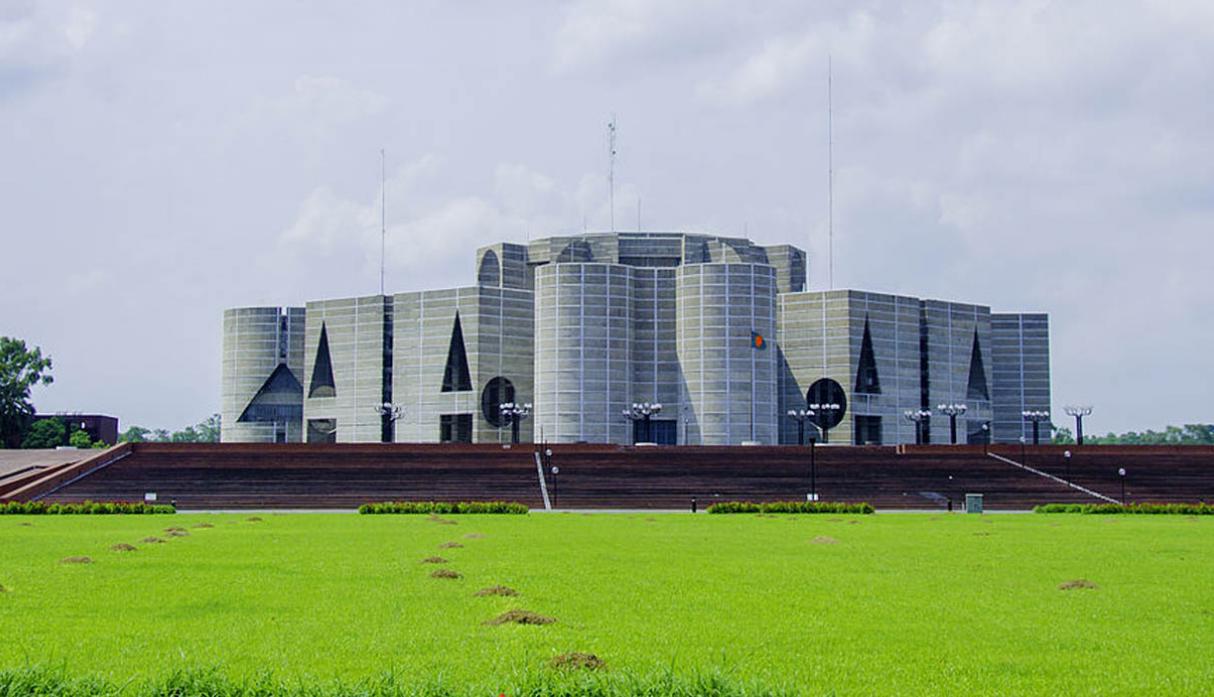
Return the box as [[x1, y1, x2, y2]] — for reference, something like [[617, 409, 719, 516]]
[[533, 263, 633, 443], [220, 306, 305, 443], [676, 264, 778, 444]]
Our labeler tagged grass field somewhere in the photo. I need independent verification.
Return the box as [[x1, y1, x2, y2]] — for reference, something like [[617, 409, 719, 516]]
[[1, 512, 1212, 695]]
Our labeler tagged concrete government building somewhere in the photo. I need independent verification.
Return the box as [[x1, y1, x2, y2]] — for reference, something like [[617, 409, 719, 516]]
[[222, 232, 1051, 446]]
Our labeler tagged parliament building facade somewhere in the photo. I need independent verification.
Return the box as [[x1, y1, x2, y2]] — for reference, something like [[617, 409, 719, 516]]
[[221, 232, 1051, 446]]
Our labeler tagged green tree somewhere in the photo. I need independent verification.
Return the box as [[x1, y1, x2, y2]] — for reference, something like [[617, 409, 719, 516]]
[[119, 426, 151, 443], [196, 413, 221, 442], [68, 429, 92, 448], [0, 337, 53, 449], [1052, 426, 1075, 445], [22, 419, 65, 449]]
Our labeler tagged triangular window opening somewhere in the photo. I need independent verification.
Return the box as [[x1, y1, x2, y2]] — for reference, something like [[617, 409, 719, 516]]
[[854, 318, 882, 394], [238, 364, 303, 423], [441, 313, 473, 392], [308, 324, 337, 398], [966, 331, 990, 401]]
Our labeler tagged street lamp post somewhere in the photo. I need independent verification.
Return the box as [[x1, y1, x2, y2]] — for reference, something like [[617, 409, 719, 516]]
[[623, 402, 663, 444], [981, 422, 991, 455], [904, 409, 931, 445], [1064, 406, 1093, 446], [787, 408, 814, 446], [1063, 450, 1072, 482], [550, 465, 559, 508], [1022, 410, 1050, 445], [808, 403, 840, 444], [1118, 467, 1126, 505], [936, 404, 968, 445], [376, 403, 404, 443], [785, 408, 822, 500], [499, 402, 532, 444]]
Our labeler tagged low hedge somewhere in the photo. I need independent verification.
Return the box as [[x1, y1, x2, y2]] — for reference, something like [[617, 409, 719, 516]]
[[1034, 502, 1214, 515], [707, 501, 875, 515], [1, 500, 175, 515], [358, 501, 529, 515]]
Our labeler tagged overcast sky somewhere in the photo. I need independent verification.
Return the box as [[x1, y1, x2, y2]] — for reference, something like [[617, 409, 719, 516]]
[[2, 1, 1211, 435]]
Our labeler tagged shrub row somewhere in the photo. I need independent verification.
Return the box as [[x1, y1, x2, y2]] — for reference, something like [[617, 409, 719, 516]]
[[0, 500, 175, 515], [1034, 502, 1214, 515], [707, 500, 875, 515], [358, 501, 529, 515]]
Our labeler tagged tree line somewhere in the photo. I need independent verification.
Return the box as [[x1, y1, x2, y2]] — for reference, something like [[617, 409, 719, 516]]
[[1053, 424, 1214, 445], [1, 336, 219, 449]]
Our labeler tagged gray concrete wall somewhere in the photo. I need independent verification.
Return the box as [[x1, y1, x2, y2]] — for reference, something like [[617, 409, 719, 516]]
[[991, 313, 1052, 443], [220, 306, 305, 443], [302, 295, 391, 443], [920, 300, 993, 444], [391, 286, 534, 443], [676, 263, 778, 445], [533, 263, 633, 444]]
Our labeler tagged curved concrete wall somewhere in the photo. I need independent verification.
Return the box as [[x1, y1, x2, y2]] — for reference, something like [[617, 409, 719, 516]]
[[534, 263, 632, 443], [220, 307, 305, 443], [676, 264, 778, 445]]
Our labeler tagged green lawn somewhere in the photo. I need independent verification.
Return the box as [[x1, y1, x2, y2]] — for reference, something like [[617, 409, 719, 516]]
[[0, 512, 1211, 695]]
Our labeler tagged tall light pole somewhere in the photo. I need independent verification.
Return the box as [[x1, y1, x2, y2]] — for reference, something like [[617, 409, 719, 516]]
[[1022, 410, 1050, 446], [1064, 449, 1072, 482], [499, 402, 531, 445], [787, 408, 814, 446], [1064, 406, 1092, 446], [1118, 467, 1126, 505], [809, 402, 840, 444], [904, 409, 931, 445], [376, 403, 404, 443], [936, 404, 968, 445], [787, 408, 821, 501], [623, 402, 663, 444]]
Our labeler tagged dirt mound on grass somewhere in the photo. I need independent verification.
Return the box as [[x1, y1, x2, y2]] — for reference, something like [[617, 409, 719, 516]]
[[550, 652, 606, 671], [463, 533, 485, 539], [17, 522, 32, 527], [193, 522, 214, 529], [110, 543, 137, 552], [246, 516, 263, 522], [811, 536, 839, 545], [846, 520, 861, 525], [141, 536, 165, 544], [166, 530, 189, 538], [430, 569, 462, 579], [59, 556, 92, 565], [427, 514, 457, 525], [438, 542, 464, 549], [164, 527, 187, 533], [1059, 579, 1099, 591], [0, 584, 8, 593], [484, 609, 556, 626], [421, 556, 449, 564], [475, 585, 519, 597]]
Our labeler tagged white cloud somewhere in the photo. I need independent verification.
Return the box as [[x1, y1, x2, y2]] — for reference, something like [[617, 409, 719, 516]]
[[63, 6, 95, 50], [277, 158, 626, 294], [4, 1, 1214, 432], [550, 0, 738, 75]]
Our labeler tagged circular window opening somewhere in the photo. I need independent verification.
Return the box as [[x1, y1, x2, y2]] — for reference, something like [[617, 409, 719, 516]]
[[481, 377, 515, 427], [805, 378, 847, 429]]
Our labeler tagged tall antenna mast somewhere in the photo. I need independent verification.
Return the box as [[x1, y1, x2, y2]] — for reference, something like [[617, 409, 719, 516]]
[[608, 115, 617, 232], [380, 148, 386, 296], [827, 56, 834, 290]]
